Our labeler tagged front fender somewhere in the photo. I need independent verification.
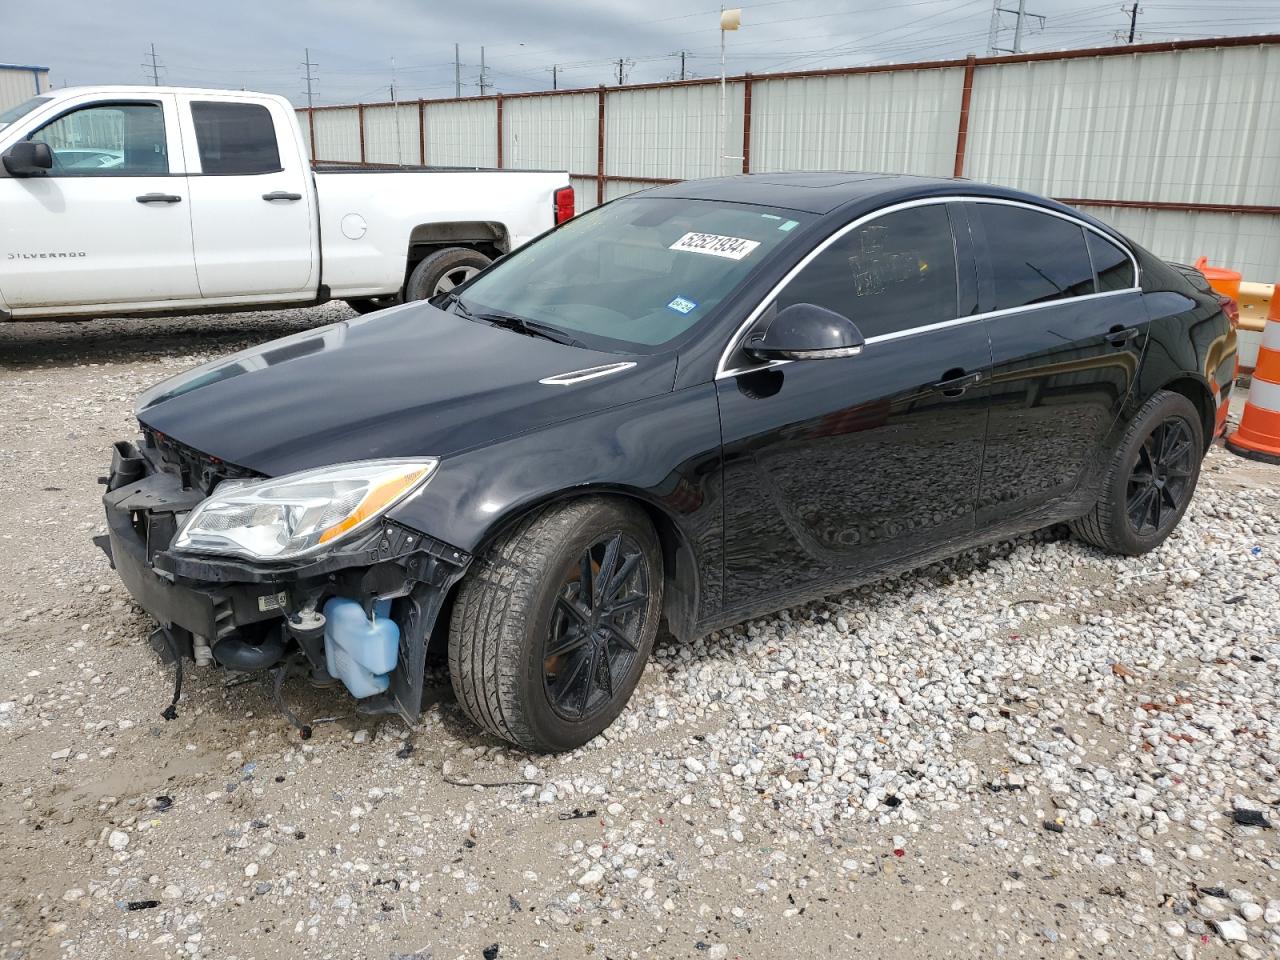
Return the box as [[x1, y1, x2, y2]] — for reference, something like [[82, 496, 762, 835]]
[[387, 383, 725, 625]]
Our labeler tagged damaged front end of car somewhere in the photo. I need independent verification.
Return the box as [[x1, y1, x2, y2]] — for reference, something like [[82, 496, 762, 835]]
[[95, 431, 470, 732]]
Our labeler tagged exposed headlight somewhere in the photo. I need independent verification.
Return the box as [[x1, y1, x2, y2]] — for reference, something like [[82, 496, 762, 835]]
[[173, 459, 438, 561]]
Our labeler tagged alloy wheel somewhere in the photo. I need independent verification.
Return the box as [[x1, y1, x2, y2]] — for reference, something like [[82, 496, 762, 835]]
[[433, 265, 480, 295], [543, 533, 650, 722], [1126, 416, 1195, 535]]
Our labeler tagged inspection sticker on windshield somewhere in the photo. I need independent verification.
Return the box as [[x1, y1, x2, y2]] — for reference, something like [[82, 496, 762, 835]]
[[669, 232, 761, 260], [667, 296, 698, 315]]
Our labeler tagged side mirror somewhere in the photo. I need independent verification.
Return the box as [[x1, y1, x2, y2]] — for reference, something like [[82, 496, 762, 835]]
[[2, 140, 53, 177], [743, 302, 865, 362]]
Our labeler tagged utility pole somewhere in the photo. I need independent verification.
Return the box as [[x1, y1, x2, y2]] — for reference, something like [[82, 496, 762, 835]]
[[1127, 2, 1140, 43], [478, 46, 490, 96], [550, 64, 558, 90], [671, 50, 688, 81], [454, 43, 461, 97], [616, 58, 625, 85], [142, 43, 162, 86], [391, 58, 404, 166], [302, 48, 318, 111]]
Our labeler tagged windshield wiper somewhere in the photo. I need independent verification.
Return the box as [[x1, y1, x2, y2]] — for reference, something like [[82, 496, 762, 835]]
[[453, 298, 584, 347]]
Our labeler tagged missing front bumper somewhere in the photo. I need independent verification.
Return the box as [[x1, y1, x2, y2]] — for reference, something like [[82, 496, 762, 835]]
[[99, 438, 470, 724]]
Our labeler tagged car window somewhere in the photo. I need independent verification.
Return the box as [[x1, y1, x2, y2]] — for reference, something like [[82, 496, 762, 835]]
[[978, 204, 1096, 309], [0, 95, 51, 131], [31, 102, 166, 176], [775, 204, 959, 339], [457, 197, 813, 353], [1086, 231, 1135, 292], [190, 101, 281, 175]]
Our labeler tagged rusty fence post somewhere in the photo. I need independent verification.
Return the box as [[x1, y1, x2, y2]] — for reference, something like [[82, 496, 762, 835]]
[[741, 74, 753, 174], [418, 100, 426, 165], [357, 103, 366, 165], [496, 94, 504, 169], [953, 54, 976, 178], [597, 87, 607, 206]]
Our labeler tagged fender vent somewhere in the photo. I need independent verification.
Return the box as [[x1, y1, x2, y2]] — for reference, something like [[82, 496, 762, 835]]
[[538, 362, 636, 385]]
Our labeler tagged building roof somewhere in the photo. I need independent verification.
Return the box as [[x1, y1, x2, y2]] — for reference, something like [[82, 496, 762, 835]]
[[0, 63, 50, 72]]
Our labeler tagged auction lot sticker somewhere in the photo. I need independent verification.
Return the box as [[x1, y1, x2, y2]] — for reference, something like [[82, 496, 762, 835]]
[[669, 232, 761, 260]]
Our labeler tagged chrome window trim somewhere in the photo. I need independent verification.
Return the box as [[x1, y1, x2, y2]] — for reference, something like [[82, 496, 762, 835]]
[[715, 195, 1141, 381]]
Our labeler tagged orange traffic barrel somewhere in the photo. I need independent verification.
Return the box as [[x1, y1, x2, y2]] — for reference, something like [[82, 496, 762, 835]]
[[1226, 288, 1280, 464], [1195, 256, 1243, 302]]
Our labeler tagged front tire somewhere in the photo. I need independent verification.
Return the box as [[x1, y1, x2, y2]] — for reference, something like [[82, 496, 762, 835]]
[[448, 498, 662, 753], [1070, 390, 1204, 555]]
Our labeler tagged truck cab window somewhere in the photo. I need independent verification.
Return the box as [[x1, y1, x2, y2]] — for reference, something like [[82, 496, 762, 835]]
[[191, 101, 281, 175], [31, 102, 167, 176]]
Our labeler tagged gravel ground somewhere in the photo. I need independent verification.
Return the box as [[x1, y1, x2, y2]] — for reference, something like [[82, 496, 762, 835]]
[[1, 306, 1277, 960]]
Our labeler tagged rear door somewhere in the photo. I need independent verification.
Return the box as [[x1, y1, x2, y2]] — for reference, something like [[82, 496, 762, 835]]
[[0, 94, 199, 308], [970, 200, 1147, 525], [716, 201, 992, 609], [179, 96, 317, 298]]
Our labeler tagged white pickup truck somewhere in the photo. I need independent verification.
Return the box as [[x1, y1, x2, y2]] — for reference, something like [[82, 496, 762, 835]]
[[0, 86, 573, 320]]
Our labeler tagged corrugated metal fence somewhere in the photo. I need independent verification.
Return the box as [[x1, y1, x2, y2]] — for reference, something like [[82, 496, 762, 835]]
[[299, 35, 1280, 281]]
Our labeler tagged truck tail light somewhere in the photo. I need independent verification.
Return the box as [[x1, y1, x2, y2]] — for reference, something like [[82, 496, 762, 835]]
[[554, 186, 575, 225]]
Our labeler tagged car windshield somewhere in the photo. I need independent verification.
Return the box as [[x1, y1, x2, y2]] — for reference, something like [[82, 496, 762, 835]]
[[0, 96, 51, 131], [456, 196, 812, 353]]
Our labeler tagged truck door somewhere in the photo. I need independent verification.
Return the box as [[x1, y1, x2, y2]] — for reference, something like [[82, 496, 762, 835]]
[[0, 95, 199, 308], [179, 97, 317, 298]]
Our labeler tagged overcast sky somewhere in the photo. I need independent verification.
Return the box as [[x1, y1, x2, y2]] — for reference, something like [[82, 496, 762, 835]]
[[4, 0, 1278, 104]]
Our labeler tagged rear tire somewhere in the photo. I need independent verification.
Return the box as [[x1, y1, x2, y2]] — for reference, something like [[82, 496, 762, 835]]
[[405, 247, 491, 302], [448, 498, 662, 753], [1070, 390, 1204, 556]]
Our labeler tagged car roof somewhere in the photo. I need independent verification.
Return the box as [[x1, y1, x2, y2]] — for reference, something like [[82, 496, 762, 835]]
[[640, 172, 966, 214], [639, 172, 1132, 245]]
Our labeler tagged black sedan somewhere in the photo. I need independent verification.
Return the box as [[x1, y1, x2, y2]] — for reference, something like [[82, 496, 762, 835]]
[[99, 173, 1236, 752]]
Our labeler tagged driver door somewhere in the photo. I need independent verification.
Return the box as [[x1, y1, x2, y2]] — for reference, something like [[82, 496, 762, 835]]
[[715, 202, 993, 611], [0, 94, 199, 309]]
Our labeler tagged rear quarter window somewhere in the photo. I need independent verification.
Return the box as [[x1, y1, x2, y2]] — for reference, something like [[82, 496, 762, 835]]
[[1086, 232, 1136, 292]]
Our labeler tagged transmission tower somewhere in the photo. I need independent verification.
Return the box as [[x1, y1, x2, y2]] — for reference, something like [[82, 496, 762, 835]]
[[986, 0, 1045, 54]]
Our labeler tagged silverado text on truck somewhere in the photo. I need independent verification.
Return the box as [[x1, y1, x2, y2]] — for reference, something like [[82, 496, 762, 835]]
[[0, 87, 572, 320]]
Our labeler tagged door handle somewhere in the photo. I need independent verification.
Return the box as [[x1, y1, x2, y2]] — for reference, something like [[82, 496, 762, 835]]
[[1106, 325, 1140, 346], [136, 193, 182, 204], [262, 191, 302, 202], [931, 369, 983, 396]]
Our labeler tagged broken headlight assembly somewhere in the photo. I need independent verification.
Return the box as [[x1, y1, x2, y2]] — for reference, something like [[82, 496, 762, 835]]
[[172, 458, 439, 562]]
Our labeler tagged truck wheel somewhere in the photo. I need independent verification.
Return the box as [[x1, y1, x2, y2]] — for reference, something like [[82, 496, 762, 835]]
[[345, 295, 402, 314], [448, 498, 663, 753], [1070, 390, 1204, 556], [405, 247, 491, 302]]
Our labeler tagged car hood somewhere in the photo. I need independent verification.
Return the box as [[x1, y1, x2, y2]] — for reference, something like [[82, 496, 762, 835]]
[[136, 302, 677, 476]]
